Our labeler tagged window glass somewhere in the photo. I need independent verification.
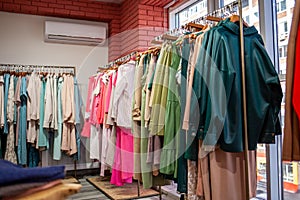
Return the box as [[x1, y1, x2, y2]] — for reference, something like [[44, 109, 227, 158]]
[[176, 0, 207, 28], [277, 0, 287, 12]]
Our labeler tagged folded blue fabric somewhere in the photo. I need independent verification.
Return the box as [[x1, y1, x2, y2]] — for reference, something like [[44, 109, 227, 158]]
[[0, 160, 65, 186]]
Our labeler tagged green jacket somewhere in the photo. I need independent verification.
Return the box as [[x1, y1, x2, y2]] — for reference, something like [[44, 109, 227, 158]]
[[190, 19, 283, 152]]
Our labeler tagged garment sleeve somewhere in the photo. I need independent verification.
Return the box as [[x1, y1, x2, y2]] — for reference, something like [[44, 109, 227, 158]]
[[43, 76, 53, 128], [111, 70, 126, 119], [132, 56, 144, 121], [189, 31, 211, 139]]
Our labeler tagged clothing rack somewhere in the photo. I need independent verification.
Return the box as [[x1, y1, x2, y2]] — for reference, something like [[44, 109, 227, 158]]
[[150, 0, 250, 199], [0, 63, 79, 180], [0, 64, 76, 75], [98, 51, 138, 71], [151, 1, 239, 43], [237, 0, 250, 199]]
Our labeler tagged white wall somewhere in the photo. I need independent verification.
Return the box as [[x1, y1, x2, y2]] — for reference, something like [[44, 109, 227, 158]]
[[0, 11, 108, 169], [0, 11, 108, 96]]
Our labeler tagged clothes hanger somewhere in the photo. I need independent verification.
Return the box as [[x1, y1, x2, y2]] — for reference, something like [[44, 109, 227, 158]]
[[229, 14, 249, 27]]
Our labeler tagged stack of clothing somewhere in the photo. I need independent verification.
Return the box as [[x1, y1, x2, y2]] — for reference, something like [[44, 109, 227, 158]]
[[0, 160, 65, 199]]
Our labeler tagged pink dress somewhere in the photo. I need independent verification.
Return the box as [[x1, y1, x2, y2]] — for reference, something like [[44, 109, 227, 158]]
[[110, 127, 134, 186], [89, 74, 102, 125], [81, 76, 96, 137]]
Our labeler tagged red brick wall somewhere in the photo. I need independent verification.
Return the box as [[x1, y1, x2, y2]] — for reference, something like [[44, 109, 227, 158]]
[[0, 0, 170, 61]]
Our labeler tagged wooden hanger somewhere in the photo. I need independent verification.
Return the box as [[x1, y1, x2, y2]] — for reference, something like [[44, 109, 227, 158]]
[[206, 16, 223, 22], [229, 14, 249, 27], [161, 34, 178, 41], [187, 22, 204, 32], [151, 39, 163, 45]]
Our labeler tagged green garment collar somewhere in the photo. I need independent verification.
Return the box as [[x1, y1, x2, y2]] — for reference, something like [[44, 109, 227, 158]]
[[222, 18, 258, 36]]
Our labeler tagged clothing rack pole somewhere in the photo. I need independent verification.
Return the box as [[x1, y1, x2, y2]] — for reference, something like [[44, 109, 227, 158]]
[[74, 160, 77, 179], [159, 185, 162, 200], [237, 0, 250, 199], [137, 179, 141, 197]]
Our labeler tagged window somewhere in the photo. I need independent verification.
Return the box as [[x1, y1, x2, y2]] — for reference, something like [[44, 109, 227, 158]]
[[278, 21, 288, 36], [279, 45, 287, 58], [277, 0, 287, 12], [245, 15, 250, 24], [283, 163, 294, 183], [222, 0, 248, 7], [175, 0, 208, 28]]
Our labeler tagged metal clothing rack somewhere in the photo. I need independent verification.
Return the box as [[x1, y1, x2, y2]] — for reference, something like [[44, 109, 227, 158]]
[[0, 63, 79, 180], [0, 64, 76, 75]]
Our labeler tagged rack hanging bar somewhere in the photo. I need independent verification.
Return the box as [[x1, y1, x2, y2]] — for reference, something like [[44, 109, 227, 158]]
[[98, 51, 138, 71], [0, 64, 76, 75], [237, 0, 250, 199], [151, 1, 239, 44]]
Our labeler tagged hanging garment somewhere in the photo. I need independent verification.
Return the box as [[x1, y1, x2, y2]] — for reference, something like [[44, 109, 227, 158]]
[[184, 38, 199, 161], [110, 127, 134, 186], [90, 125, 100, 160], [4, 75, 17, 164], [209, 148, 257, 200], [14, 77, 21, 148], [191, 19, 282, 154], [283, 0, 300, 161], [52, 75, 58, 130], [81, 76, 96, 138], [61, 75, 77, 155], [160, 44, 181, 175], [104, 125, 116, 167], [106, 71, 118, 126], [73, 77, 83, 161], [27, 73, 40, 144], [0, 75, 4, 128], [149, 44, 172, 136], [90, 74, 102, 126], [182, 29, 209, 131], [140, 54, 154, 188], [38, 77, 48, 149], [3, 74, 10, 134], [100, 127, 111, 176], [18, 76, 28, 165], [133, 54, 146, 181], [43, 74, 53, 129], [104, 72, 113, 125], [111, 61, 136, 129], [53, 76, 64, 160], [177, 37, 191, 194]]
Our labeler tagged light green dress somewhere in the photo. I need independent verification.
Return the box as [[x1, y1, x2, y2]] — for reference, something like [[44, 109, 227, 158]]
[[160, 44, 181, 175]]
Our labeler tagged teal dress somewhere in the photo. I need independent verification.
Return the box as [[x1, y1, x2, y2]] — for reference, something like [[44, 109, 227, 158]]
[[38, 77, 47, 149], [18, 76, 27, 165], [177, 38, 190, 193], [3, 73, 10, 134], [53, 77, 63, 160]]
